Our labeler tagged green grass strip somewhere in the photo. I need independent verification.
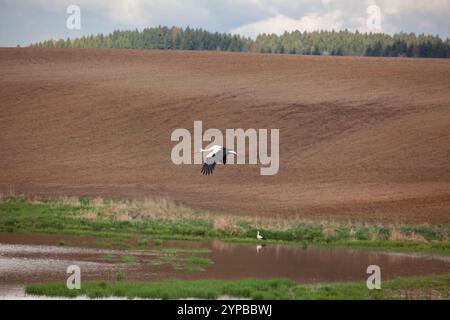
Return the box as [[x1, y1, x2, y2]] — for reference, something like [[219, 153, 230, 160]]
[[25, 274, 450, 300]]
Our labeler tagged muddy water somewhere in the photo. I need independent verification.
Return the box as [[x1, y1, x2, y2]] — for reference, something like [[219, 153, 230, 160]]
[[206, 242, 449, 282], [0, 233, 449, 298]]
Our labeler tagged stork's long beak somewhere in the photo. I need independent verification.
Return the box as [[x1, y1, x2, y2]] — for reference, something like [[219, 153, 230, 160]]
[[229, 151, 237, 155]]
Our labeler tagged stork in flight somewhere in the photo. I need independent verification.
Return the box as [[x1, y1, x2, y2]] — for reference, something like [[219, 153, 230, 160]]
[[200, 145, 237, 175]]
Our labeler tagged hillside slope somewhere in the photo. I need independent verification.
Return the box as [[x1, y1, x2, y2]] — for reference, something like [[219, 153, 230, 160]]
[[1, 48, 449, 223]]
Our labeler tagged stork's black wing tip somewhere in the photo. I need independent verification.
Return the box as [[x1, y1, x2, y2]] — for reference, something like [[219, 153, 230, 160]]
[[201, 162, 216, 176]]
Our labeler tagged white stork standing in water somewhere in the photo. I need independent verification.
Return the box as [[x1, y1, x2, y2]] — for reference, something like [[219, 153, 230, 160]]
[[200, 145, 237, 176], [257, 231, 266, 241]]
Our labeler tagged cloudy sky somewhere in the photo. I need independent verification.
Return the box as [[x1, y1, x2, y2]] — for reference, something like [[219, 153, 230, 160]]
[[1, 0, 449, 46]]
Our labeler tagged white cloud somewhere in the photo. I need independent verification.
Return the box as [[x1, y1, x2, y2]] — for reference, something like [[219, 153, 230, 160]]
[[230, 0, 450, 38], [376, 0, 450, 15], [230, 11, 346, 38]]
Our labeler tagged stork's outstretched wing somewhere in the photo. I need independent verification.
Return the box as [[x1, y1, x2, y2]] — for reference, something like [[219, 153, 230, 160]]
[[201, 162, 216, 175]]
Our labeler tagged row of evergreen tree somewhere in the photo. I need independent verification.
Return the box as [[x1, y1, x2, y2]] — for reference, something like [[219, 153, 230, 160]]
[[30, 26, 450, 58]]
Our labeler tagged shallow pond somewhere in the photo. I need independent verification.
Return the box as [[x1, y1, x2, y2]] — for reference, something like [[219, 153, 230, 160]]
[[0, 232, 448, 298]]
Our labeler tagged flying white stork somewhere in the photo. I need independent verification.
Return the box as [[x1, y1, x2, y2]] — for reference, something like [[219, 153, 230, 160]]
[[200, 145, 237, 176]]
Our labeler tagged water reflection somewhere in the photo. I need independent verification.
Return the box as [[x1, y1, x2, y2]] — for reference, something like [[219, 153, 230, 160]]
[[0, 232, 448, 297]]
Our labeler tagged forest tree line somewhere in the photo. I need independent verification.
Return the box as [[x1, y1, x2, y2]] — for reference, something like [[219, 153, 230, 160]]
[[30, 26, 450, 58]]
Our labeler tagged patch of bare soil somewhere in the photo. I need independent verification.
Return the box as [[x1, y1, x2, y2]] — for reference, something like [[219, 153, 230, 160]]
[[1, 48, 449, 223]]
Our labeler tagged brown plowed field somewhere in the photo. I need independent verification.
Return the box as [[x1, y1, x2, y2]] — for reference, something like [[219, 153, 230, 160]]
[[1, 48, 449, 223]]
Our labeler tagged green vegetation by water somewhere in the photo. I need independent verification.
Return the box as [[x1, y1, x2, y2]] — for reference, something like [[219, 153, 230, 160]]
[[137, 238, 149, 247], [25, 274, 450, 300], [0, 196, 448, 255], [102, 253, 115, 260], [121, 255, 137, 264], [115, 272, 126, 282], [157, 248, 211, 254], [161, 254, 213, 273]]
